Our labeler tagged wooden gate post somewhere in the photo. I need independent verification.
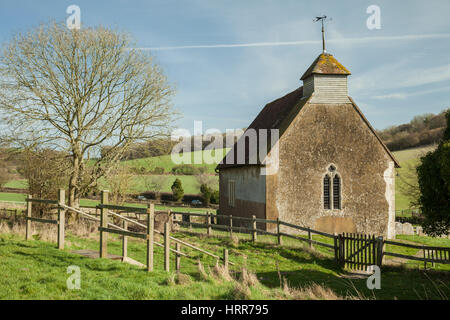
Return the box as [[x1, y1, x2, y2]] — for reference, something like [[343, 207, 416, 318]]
[[57, 189, 65, 250], [99, 190, 109, 258], [175, 243, 181, 272], [376, 236, 384, 267], [251, 215, 257, 242], [277, 218, 282, 245], [147, 203, 154, 272], [333, 233, 338, 264], [164, 222, 170, 272], [26, 195, 32, 241], [206, 212, 212, 237], [122, 220, 128, 260], [338, 234, 344, 267]]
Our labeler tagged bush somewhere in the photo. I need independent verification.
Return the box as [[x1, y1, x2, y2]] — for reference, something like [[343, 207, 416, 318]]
[[416, 110, 450, 236], [171, 178, 184, 202], [211, 190, 219, 204], [171, 164, 196, 175], [151, 167, 165, 174], [200, 184, 212, 206]]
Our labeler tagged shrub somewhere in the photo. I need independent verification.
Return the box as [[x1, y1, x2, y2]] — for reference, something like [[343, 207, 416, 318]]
[[200, 184, 212, 206], [172, 164, 196, 175], [210, 190, 219, 204], [171, 178, 184, 202], [151, 167, 165, 174], [416, 110, 450, 236]]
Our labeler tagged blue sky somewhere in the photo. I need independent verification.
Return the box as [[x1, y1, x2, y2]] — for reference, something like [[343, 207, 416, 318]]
[[1, 0, 450, 133]]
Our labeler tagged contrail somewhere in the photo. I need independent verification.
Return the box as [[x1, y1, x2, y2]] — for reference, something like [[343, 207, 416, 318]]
[[132, 33, 450, 51]]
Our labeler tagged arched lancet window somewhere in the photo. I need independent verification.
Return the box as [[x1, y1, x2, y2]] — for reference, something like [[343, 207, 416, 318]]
[[323, 165, 342, 210], [323, 175, 331, 209], [333, 174, 341, 209]]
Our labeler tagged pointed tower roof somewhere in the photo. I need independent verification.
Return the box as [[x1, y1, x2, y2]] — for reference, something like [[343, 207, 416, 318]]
[[300, 53, 351, 80]]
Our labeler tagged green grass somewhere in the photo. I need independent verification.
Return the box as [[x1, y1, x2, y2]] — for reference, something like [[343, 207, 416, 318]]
[[0, 192, 214, 214], [392, 145, 436, 211], [0, 192, 26, 203], [123, 148, 229, 175], [127, 174, 211, 195], [3, 179, 28, 189], [0, 228, 449, 300]]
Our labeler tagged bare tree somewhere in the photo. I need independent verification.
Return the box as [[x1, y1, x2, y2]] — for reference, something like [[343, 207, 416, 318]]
[[104, 164, 134, 205], [195, 173, 218, 191], [0, 161, 12, 188], [0, 22, 176, 207], [144, 175, 167, 200], [0, 148, 17, 188]]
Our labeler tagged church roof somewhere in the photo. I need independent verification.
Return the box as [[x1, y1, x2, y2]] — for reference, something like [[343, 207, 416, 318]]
[[300, 53, 351, 80], [216, 88, 310, 169]]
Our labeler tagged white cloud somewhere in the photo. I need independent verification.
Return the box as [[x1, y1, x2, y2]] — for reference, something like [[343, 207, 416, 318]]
[[373, 86, 450, 100], [134, 33, 450, 51]]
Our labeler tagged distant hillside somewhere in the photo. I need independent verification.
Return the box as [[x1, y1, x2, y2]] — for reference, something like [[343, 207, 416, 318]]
[[377, 110, 448, 152]]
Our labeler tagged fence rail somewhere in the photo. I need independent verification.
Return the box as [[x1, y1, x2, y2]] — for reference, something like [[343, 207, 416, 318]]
[[383, 239, 450, 268]]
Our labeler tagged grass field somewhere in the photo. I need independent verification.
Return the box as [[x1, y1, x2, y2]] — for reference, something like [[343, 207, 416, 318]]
[[392, 145, 436, 211], [123, 148, 229, 175], [0, 226, 448, 300]]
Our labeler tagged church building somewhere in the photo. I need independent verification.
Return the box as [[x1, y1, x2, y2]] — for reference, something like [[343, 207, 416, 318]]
[[217, 51, 399, 239]]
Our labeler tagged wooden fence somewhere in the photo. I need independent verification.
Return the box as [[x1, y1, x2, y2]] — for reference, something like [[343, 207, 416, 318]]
[[17, 191, 450, 272], [384, 240, 450, 270], [172, 211, 450, 271], [23, 190, 233, 273]]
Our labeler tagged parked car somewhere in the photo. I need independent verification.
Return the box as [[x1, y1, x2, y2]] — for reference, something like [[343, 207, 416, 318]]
[[137, 195, 146, 201], [191, 200, 202, 206]]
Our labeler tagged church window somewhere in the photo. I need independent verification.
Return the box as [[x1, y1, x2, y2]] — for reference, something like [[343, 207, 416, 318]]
[[333, 174, 341, 209], [323, 175, 331, 209], [323, 165, 342, 210], [228, 180, 236, 207]]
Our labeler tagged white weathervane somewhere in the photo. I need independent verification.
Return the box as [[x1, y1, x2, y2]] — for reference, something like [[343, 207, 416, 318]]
[[314, 15, 332, 53]]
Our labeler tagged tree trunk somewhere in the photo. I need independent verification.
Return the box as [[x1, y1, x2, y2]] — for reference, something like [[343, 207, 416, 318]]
[[68, 151, 82, 221]]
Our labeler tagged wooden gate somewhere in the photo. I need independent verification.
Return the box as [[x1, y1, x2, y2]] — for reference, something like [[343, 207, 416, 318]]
[[338, 233, 383, 270]]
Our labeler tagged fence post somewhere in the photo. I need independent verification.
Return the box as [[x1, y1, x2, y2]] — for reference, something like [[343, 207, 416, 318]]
[[168, 209, 172, 225], [99, 190, 109, 259], [334, 233, 338, 264], [277, 218, 282, 245], [122, 220, 128, 260], [223, 249, 229, 270], [207, 212, 212, 237], [188, 213, 192, 230], [26, 195, 32, 241], [252, 215, 257, 243], [423, 246, 427, 270], [229, 215, 233, 239], [147, 203, 154, 272], [338, 234, 344, 267], [57, 189, 65, 250], [164, 222, 170, 272], [175, 242, 181, 272], [376, 236, 384, 267], [307, 227, 312, 248]]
